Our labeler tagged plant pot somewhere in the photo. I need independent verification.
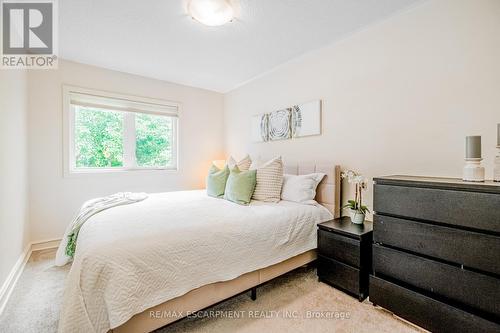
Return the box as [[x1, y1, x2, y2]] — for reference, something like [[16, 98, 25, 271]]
[[349, 209, 365, 224]]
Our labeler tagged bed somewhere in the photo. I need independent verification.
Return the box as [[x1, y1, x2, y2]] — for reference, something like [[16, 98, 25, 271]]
[[58, 163, 341, 333]]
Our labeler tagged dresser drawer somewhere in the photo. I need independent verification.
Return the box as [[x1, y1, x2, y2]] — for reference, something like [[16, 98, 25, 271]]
[[374, 215, 500, 275], [374, 184, 500, 232], [318, 229, 360, 267], [370, 276, 500, 333], [373, 244, 500, 319], [318, 255, 360, 296]]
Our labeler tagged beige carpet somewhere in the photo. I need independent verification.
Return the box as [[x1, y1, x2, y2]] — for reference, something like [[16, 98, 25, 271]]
[[0, 249, 424, 333]]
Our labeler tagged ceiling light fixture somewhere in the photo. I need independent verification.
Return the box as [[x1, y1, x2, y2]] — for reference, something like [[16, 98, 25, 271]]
[[188, 0, 234, 27]]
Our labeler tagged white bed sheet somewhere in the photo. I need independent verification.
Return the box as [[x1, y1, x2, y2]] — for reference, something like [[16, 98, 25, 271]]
[[58, 190, 333, 333]]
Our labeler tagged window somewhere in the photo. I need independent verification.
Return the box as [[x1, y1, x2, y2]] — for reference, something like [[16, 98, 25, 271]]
[[64, 86, 178, 174]]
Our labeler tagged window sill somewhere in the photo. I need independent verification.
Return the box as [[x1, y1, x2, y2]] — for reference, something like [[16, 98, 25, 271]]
[[64, 167, 179, 178]]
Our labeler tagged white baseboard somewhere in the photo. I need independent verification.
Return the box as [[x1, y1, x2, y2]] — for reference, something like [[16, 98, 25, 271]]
[[0, 238, 62, 316], [30, 238, 61, 251], [0, 244, 31, 316]]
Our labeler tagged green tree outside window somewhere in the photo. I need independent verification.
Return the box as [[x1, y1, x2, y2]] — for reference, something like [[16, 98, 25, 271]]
[[135, 113, 172, 167], [74, 106, 173, 169], [75, 107, 124, 168]]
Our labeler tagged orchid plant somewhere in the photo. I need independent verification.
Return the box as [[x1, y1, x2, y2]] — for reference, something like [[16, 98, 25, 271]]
[[341, 170, 370, 215]]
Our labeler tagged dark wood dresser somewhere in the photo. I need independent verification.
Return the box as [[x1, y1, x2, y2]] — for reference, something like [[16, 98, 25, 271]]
[[317, 217, 373, 301], [371, 175, 500, 333]]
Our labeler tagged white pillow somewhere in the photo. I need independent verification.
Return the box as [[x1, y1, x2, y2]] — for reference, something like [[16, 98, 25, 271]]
[[281, 173, 326, 205], [252, 156, 283, 203], [227, 155, 252, 171]]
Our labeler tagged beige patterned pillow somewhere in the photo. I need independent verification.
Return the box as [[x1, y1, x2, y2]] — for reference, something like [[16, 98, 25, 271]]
[[252, 156, 283, 202], [227, 155, 252, 171]]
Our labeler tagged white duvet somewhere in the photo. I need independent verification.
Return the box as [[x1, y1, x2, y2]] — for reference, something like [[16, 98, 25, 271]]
[[58, 190, 332, 333]]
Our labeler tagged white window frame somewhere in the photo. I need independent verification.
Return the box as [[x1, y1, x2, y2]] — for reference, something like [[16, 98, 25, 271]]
[[63, 85, 180, 176]]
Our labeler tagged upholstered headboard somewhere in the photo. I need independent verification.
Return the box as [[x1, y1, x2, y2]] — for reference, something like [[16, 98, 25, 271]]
[[283, 163, 341, 218]]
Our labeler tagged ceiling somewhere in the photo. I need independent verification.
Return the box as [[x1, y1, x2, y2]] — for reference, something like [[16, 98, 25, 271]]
[[59, 0, 422, 93]]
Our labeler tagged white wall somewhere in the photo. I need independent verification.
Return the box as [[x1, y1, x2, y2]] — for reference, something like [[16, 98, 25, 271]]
[[28, 60, 225, 241], [224, 0, 500, 217], [5, 0, 500, 249], [0, 70, 30, 287]]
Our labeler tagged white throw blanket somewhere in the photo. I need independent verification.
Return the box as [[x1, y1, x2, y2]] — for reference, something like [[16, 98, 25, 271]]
[[57, 190, 332, 333], [55, 192, 148, 266]]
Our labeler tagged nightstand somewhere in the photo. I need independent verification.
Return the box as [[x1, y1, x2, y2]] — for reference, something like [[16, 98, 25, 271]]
[[317, 217, 373, 301]]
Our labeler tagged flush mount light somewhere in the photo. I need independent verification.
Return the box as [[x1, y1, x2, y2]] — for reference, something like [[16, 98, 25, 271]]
[[188, 0, 234, 27]]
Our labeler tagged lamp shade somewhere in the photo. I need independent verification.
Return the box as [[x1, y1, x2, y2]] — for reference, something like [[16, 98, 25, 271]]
[[212, 160, 226, 169], [497, 123, 500, 146], [465, 136, 482, 159]]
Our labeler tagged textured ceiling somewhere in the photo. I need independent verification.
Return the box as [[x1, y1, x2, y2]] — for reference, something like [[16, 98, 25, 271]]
[[59, 0, 422, 92]]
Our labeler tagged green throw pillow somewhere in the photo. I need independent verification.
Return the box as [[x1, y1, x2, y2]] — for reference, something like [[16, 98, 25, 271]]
[[206, 164, 230, 198], [224, 166, 257, 205]]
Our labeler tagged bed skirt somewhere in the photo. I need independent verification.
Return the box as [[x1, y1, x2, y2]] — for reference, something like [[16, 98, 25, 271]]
[[112, 249, 317, 333]]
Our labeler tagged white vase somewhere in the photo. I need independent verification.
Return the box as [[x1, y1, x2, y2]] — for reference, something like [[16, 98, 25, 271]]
[[349, 209, 365, 224]]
